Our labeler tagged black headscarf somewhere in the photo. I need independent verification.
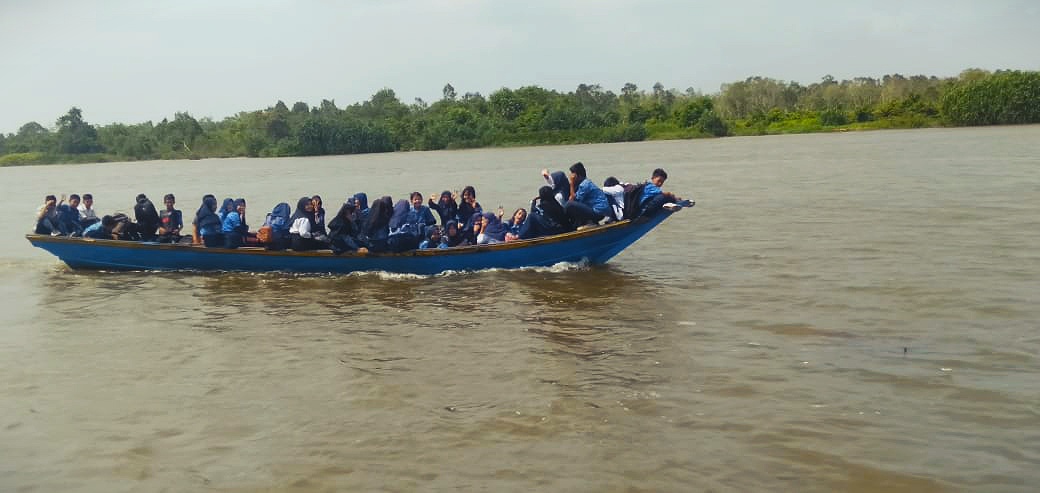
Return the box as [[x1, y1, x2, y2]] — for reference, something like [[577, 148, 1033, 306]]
[[328, 201, 357, 237], [550, 171, 568, 200], [365, 196, 393, 235], [194, 195, 221, 230], [353, 192, 369, 212], [443, 219, 465, 247], [389, 199, 411, 230], [290, 196, 314, 224], [536, 185, 570, 230]]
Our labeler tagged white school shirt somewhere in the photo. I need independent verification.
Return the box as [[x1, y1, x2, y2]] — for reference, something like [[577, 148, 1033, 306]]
[[78, 204, 98, 221], [289, 217, 313, 238], [602, 184, 626, 219]]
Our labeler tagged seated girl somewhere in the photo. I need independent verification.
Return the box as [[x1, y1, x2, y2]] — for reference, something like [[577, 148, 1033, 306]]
[[328, 200, 367, 254], [288, 196, 328, 251], [457, 186, 482, 225], [388, 199, 422, 253], [428, 190, 458, 226], [520, 186, 572, 239], [418, 226, 446, 249], [504, 208, 527, 241], [442, 220, 467, 247], [193, 195, 224, 247], [476, 212, 507, 244], [361, 196, 394, 253], [221, 198, 250, 249]]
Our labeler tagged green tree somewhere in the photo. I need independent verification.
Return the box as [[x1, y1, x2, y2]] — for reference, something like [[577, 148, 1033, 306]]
[[55, 107, 103, 154]]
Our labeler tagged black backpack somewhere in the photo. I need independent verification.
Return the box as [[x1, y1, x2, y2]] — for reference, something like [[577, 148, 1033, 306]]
[[622, 182, 647, 220]]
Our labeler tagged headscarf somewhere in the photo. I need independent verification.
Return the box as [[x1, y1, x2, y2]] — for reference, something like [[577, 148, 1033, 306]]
[[481, 212, 507, 241], [219, 198, 235, 221], [328, 201, 357, 236], [388, 199, 411, 230], [353, 192, 369, 212], [194, 195, 221, 230], [365, 196, 394, 235], [290, 196, 314, 223], [550, 171, 568, 201], [443, 219, 465, 247], [538, 185, 566, 220]]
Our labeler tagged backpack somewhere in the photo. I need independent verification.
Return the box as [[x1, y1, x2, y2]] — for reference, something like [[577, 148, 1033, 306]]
[[622, 182, 647, 220], [266, 203, 291, 232], [260, 202, 291, 248]]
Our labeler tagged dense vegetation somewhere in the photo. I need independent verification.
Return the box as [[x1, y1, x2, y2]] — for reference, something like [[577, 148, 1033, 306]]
[[1, 69, 1037, 166]]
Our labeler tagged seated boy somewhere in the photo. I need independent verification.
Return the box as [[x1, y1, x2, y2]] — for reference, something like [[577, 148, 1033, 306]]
[[639, 168, 686, 217], [157, 193, 183, 243], [34, 195, 60, 235], [78, 193, 100, 226]]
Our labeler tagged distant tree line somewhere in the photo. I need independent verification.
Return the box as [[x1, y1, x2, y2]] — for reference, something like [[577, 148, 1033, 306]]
[[1, 69, 1038, 166]]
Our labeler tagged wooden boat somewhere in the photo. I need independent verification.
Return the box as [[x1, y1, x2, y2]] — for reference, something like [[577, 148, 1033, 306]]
[[26, 203, 691, 275]]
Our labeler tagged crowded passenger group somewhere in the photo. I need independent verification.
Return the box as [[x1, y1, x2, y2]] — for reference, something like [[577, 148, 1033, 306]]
[[33, 163, 685, 254]]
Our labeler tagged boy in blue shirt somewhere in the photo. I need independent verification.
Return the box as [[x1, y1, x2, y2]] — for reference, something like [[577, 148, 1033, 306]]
[[639, 168, 686, 217], [564, 162, 611, 227]]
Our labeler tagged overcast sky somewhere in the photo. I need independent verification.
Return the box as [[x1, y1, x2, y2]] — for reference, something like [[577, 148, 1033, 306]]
[[1, 0, 1036, 133]]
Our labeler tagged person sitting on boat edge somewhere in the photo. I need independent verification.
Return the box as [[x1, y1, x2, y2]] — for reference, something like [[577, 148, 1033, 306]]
[[428, 190, 458, 226], [564, 162, 611, 227], [78, 193, 99, 227], [519, 186, 572, 239], [327, 200, 367, 255], [157, 193, 183, 243], [34, 195, 60, 235], [55, 195, 85, 237], [193, 195, 224, 247], [540, 169, 569, 205], [288, 196, 328, 251], [221, 198, 251, 249], [639, 168, 687, 217]]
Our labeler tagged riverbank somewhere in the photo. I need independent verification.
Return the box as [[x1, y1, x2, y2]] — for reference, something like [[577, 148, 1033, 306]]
[[0, 116, 946, 167]]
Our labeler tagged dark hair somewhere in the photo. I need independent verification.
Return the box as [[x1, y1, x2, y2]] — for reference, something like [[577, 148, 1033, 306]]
[[234, 198, 246, 207], [652, 168, 668, 180], [410, 191, 422, 200], [462, 185, 476, 198], [45, 195, 56, 202], [136, 193, 148, 203], [311, 195, 322, 205], [69, 193, 81, 201], [101, 215, 116, 228], [603, 176, 620, 187], [163, 193, 175, 202], [83, 193, 93, 200], [569, 162, 587, 180]]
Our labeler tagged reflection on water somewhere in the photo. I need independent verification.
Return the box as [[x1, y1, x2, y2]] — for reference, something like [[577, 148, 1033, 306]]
[[3, 128, 1040, 491]]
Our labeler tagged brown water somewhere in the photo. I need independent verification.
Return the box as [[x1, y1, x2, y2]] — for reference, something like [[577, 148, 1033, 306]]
[[1, 126, 1039, 492]]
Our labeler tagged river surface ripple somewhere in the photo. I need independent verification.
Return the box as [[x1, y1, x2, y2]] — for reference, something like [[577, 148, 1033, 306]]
[[1, 126, 1039, 492]]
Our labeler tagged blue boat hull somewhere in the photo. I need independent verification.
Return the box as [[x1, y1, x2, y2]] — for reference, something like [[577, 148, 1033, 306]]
[[27, 209, 683, 275]]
